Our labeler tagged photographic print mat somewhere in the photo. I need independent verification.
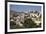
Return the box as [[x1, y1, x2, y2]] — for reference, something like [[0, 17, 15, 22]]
[[7, 2, 43, 32]]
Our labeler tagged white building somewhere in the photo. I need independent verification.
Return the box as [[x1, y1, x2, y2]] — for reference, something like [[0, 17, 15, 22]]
[[30, 12, 41, 25]]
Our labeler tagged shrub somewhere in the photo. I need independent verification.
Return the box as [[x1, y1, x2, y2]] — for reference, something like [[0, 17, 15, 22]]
[[23, 18, 38, 28]]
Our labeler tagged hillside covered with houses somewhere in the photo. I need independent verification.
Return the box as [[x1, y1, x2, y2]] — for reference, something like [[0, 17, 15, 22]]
[[10, 10, 42, 29]]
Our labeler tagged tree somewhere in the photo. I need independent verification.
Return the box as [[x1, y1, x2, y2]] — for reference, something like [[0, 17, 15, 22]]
[[23, 18, 38, 28]]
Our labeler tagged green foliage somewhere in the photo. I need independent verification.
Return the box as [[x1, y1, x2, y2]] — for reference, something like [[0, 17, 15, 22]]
[[10, 18, 41, 29], [23, 18, 38, 28], [10, 21, 16, 29], [10, 21, 24, 29]]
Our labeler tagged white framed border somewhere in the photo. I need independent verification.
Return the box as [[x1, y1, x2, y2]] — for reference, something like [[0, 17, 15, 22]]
[[7, 2, 43, 32]]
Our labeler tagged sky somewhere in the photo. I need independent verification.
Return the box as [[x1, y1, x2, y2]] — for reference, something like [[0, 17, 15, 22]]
[[10, 4, 41, 12]]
